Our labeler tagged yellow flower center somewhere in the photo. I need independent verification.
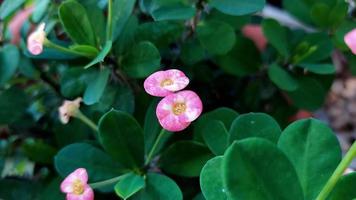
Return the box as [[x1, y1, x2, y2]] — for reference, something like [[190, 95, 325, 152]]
[[161, 79, 174, 87], [172, 102, 186, 115], [72, 179, 84, 195]]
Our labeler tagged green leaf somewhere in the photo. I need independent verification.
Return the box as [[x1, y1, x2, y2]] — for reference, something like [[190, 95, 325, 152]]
[[113, 16, 139, 55], [278, 119, 341, 200], [37, 178, 65, 200], [299, 33, 333, 63], [180, 38, 206, 65], [262, 19, 289, 57], [200, 156, 227, 200], [84, 41, 112, 69], [217, 36, 261, 76], [144, 0, 195, 21], [83, 68, 110, 105], [194, 107, 238, 142], [310, 3, 330, 28], [209, 0, 265, 16], [69, 44, 99, 58], [86, 4, 106, 45], [287, 77, 327, 111], [59, 0, 96, 46], [223, 138, 304, 200], [112, 0, 136, 40], [160, 141, 214, 177], [0, 44, 20, 87], [121, 41, 161, 78], [229, 113, 281, 144], [132, 173, 183, 200], [202, 121, 228, 155], [115, 173, 145, 200], [60, 68, 90, 98], [32, 0, 51, 22], [0, 87, 28, 125], [22, 139, 57, 164], [0, 0, 26, 19], [297, 63, 335, 75], [0, 180, 40, 200], [197, 20, 236, 55], [329, 172, 356, 200], [98, 110, 144, 168], [268, 63, 298, 91], [54, 143, 125, 182], [206, 9, 250, 30]]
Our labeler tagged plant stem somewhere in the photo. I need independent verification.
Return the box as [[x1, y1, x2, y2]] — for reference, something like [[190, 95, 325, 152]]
[[90, 174, 127, 189], [44, 39, 94, 58], [145, 129, 166, 165], [316, 141, 356, 200], [106, 0, 113, 40], [75, 110, 98, 134]]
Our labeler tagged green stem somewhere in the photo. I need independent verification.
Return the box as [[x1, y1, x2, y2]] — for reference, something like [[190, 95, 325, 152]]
[[145, 129, 166, 165], [75, 110, 98, 134], [90, 174, 127, 189], [316, 141, 356, 200], [44, 39, 94, 59], [106, 0, 113, 40]]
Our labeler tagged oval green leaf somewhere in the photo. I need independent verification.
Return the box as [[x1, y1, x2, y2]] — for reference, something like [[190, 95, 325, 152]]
[[115, 172, 145, 200], [209, 0, 265, 16], [268, 63, 298, 91], [202, 120, 228, 155]]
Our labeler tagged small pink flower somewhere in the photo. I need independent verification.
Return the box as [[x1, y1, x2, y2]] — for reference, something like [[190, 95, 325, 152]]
[[345, 28, 356, 55], [59, 97, 82, 124], [144, 69, 189, 97], [156, 90, 203, 132], [242, 24, 267, 52], [27, 22, 46, 55], [60, 168, 94, 200]]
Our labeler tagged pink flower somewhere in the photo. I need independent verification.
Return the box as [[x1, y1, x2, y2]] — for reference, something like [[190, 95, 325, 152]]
[[345, 28, 356, 55], [144, 69, 189, 97], [60, 168, 94, 200], [156, 90, 203, 132], [9, 6, 34, 45], [242, 25, 267, 52], [27, 23, 46, 55], [59, 98, 82, 124]]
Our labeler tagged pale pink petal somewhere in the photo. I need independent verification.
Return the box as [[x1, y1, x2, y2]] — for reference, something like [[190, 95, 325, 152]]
[[58, 97, 82, 124], [143, 69, 189, 97], [9, 6, 34, 45], [242, 25, 267, 52], [345, 28, 356, 55], [156, 90, 203, 132], [66, 186, 94, 200], [27, 23, 46, 55], [60, 168, 88, 193]]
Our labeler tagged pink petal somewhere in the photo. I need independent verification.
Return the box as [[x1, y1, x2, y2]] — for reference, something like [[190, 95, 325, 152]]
[[66, 186, 94, 200], [60, 168, 88, 193], [242, 25, 267, 52], [143, 69, 189, 97], [156, 90, 203, 132], [345, 28, 356, 55], [27, 23, 46, 55], [9, 6, 34, 45]]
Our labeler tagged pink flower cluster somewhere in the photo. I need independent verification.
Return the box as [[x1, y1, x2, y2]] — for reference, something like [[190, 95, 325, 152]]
[[144, 69, 203, 132], [60, 168, 94, 200]]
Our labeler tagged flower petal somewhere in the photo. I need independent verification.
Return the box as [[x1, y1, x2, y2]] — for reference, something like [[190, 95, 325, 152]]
[[345, 28, 356, 55]]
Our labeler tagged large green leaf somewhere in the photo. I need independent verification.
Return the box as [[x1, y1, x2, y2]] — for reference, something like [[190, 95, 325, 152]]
[[22, 139, 57, 164], [197, 20, 236, 55], [0, 44, 20, 87], [223, 138, 304, 200], [98, 110, 144, 168], [0, 87, 28, 125], [329, 172, 356, 200], [132, 173, 183, 200], [200, 156, 227, 200], [160, 141, 214, 177], [278, 119, 341, 200], [229, 113, 281, 144], [112, 0, 136, 40], [121, 41, 161, 78], [268, 63, 298, 91], [115, 172, 145, 200], [262, 19, 289, 57], [83, 68, 110, 105], [59, 0, 96, 46], [0, 0, 26, 19], [297, 63, 335, 75], [54, 143, 125, 182], [202, 121, 229, 155], [209, 0, 265, 16]]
